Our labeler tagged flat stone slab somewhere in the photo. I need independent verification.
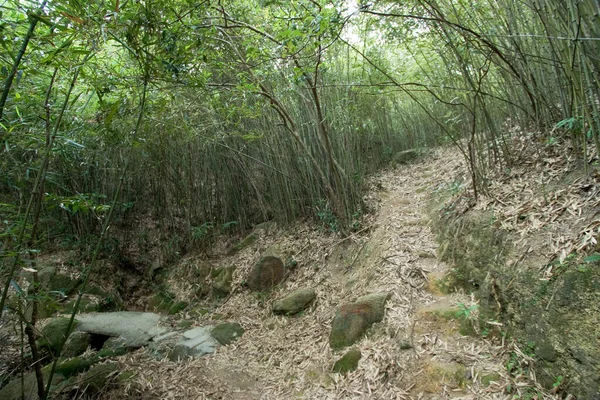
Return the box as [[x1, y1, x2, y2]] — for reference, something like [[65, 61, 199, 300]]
[[177, 326, 219, 357], [149, 326, 220, 361], [76, 311, 170, 347]]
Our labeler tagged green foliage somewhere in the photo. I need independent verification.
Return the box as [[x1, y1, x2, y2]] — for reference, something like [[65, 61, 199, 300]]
[[315, 200, 339, 233], [46, 193, 111, 215], [192, 223, 214, 241], [553, 375, 564, 390], [455, 303, 478, 319], [583, 253, 600, 263], [554, 116, 583, 132]]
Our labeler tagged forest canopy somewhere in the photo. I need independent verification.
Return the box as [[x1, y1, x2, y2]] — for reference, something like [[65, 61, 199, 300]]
[[1, 0, 598, 259]]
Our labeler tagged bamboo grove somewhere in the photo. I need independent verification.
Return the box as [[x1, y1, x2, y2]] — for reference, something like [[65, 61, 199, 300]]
[[0, 0, 598, 271], [0, 1, 598, 396]]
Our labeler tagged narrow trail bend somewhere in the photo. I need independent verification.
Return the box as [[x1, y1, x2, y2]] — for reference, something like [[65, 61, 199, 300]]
[[116, 147, 518, 400]]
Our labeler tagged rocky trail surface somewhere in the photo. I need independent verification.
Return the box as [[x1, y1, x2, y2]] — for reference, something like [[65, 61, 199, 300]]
[[105, 147, 543, 400]]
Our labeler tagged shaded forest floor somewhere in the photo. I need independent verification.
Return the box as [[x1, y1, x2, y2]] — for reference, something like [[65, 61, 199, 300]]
[[102, 146, 556, 400]]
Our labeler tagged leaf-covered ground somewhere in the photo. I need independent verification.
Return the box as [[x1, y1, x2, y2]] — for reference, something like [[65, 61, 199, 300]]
[[103, 146, 559, 400]]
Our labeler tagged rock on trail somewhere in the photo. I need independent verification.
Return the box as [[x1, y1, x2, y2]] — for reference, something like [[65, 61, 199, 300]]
[[76, 311, 168, 347], [329, 292, 390, 350]]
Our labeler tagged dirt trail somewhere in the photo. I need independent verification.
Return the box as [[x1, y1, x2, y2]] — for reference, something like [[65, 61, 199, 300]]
[[114, 147, 519, 399]]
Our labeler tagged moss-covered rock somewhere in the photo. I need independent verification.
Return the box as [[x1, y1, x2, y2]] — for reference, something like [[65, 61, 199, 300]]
[[176, 259, 213, 298], [212, 266, 235, 298], [63, 295, 104, 314], [481, 373, 502, 386], [227, 233, 258, 255], [0, 371, 41, 400], [55, 362, 119, 394], [178, 320, 194, 329], [412, 361, 467, 393], [272, 288, 316, 315], [148, 291, 175, 313], [0, 369, 65, 400], [36, 298, 62, 320], [431, 199, 600, 398], [435, 211, 510, 292], [329, 292, 390, 350], [36, 266, 57, 285], [38, 317, 78, 356], [26, 267, 83, 319], [100, 337, 130, 355], [55, 356, 97, 379], [168, 301, 188, 315], [48, 273, 81, 296], [535, 340, 557, 362], [29, 267, 81, 296], [246, 256, 284, 292], [77, 362, 118, 392], [211, 322, 244, 345], [398, 341, 412, 350], [332, 348, 361, 374], [62, 331, 91, 358]]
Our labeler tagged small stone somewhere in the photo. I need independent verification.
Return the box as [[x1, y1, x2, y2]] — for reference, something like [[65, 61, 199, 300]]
[[272, 288, 316, 315], [398, 341, 412, 350], [332, 348, 361, 374], [211, 322, 244, 345]]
